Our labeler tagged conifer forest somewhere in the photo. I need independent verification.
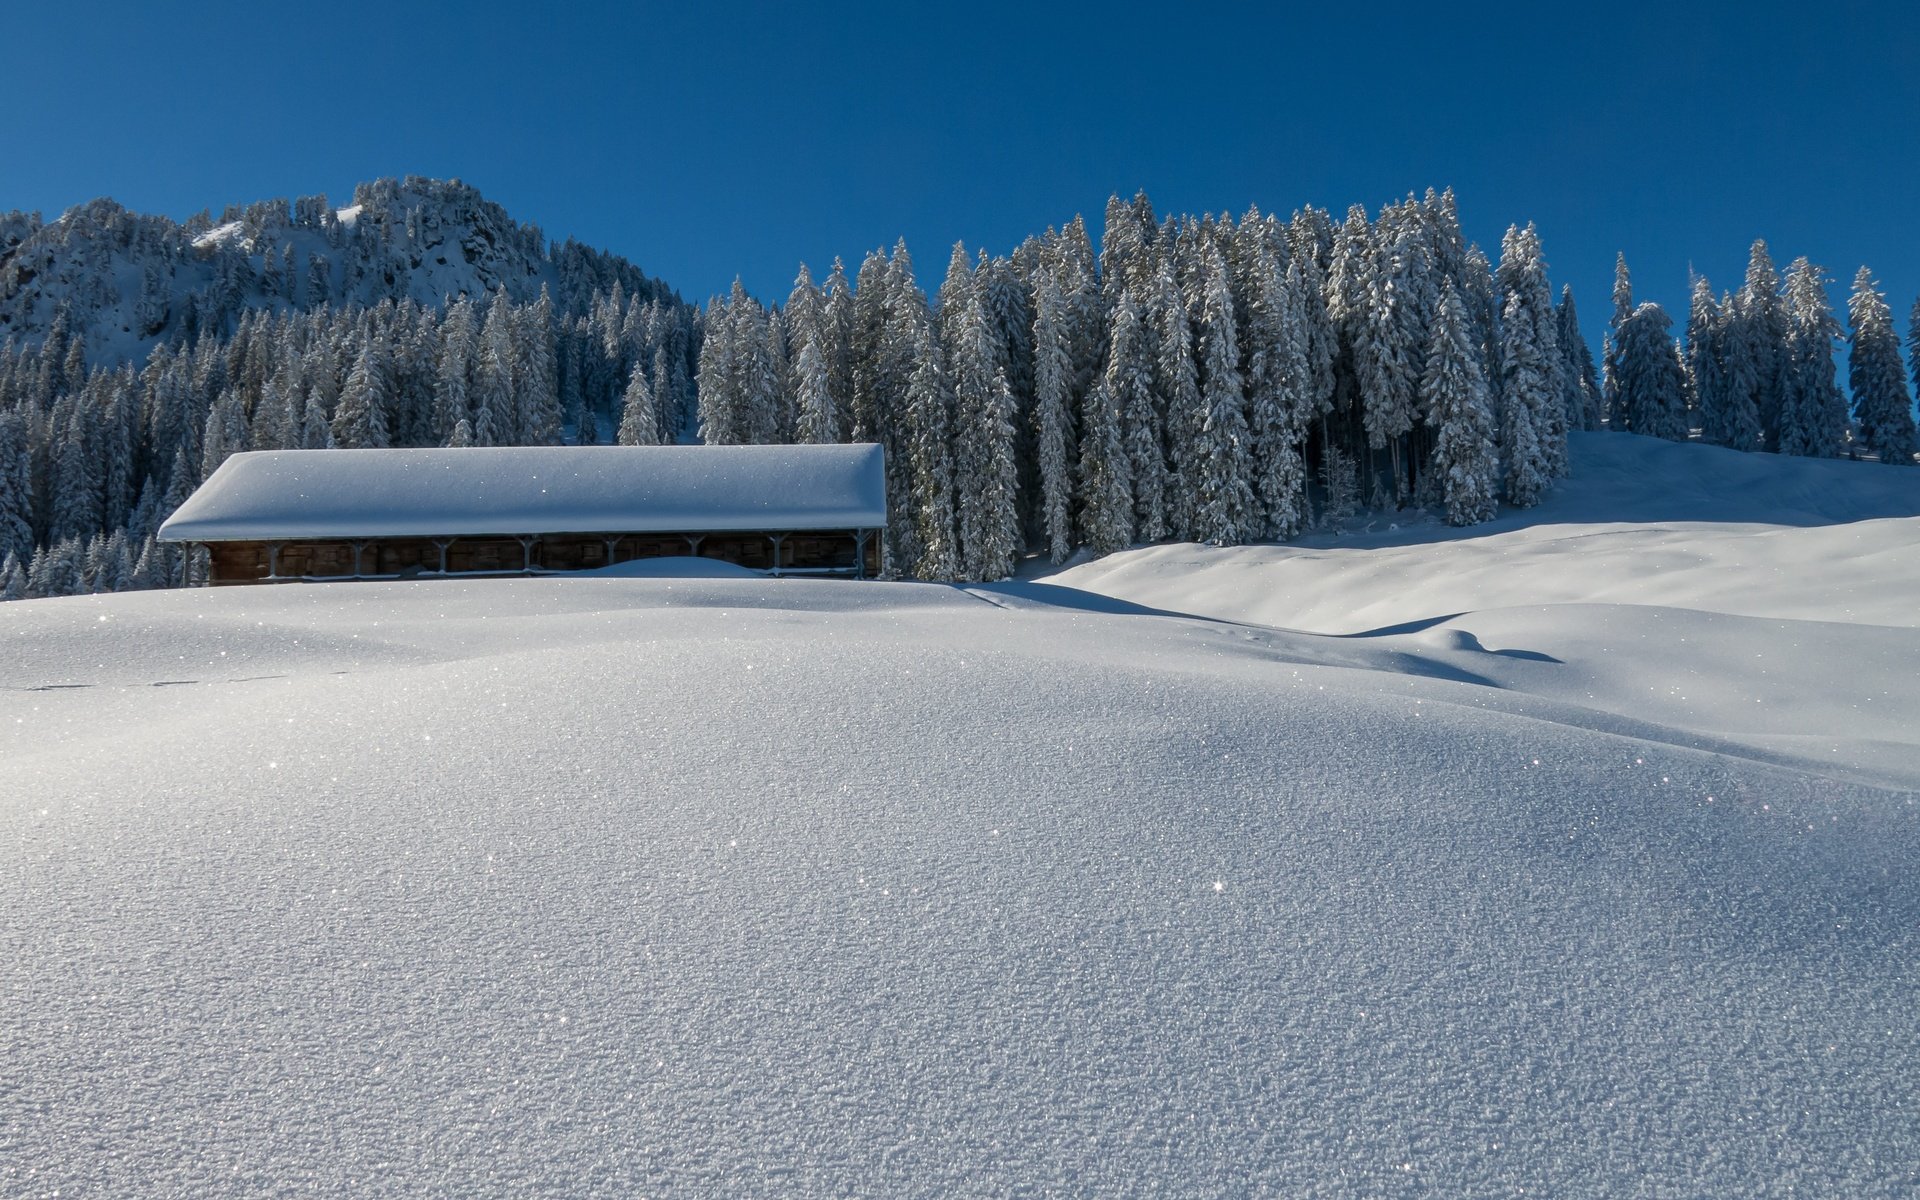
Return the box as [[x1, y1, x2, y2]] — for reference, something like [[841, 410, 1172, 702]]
[[2, 177, 1914, 599]]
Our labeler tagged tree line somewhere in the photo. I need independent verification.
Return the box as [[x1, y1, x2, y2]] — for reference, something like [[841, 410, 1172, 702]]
[[4, 187, 1917, 599]]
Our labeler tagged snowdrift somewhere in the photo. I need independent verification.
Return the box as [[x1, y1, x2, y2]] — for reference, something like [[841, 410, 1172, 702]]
[[4, 432, 1917, 1196]]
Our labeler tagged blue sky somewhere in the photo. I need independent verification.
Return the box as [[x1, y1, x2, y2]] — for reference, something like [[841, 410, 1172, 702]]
[[12, 1, 1920, 349]]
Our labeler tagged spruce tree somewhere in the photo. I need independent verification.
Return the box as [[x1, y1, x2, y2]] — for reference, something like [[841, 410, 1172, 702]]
[[1846, 268, 1916, 464], [1495, 224, 1564, 503], [902, 324, 957, 580], [617, 366, 661, 446], [948, 286, 1019, 581], [1602, 253, 1632, 427], [1697, 281, 1762, 450], [1613, 303, 1690, 441], [1077, 375, 1133, 556], [1192, 244, 1256, 544], [792, 337, 837, 444], [1776, 258, 1848, 458], [1149, 251, 1200, 539], [1423, 283, 1498, 524], [1032, 268, 1077, 562], [475, 289, 516, 445], [1555, 287, 1601, 432], [1739, 241, 1788, 450], [1105, 292, 1167, 542], [331, 337, 391, 448]]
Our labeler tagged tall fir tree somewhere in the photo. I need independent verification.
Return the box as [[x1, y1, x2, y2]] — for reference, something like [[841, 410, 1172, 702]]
[[1192, 244, 1256, 544], [1776, 258, 1848, 458], [901, 324, 957, 580], [1612, 303, 1691, 441], [1602, 253, 1632, 427], [1105, 292, 1168, 542], [1846, 268, 1916, 465], [616, 365, 661, 446], [948, 287, 1020, 581], [1495, 224, 1564, 503], [1423, 283, 1498, 525], [1031, 267, 1077, 562], [1738, 240, 1788, 451]]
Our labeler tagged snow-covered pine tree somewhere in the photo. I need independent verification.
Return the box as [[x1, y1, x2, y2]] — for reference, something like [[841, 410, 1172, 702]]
[[902, 323, 957, 580], [1242, 238, 1309, 538], [848, 250, 889, 446], [1685, 277, 1727, 435], [819, 259, 856, 439], [617, 365, 660, 446], [791, 336, 837, 445], [1104, 291, 1167, 541], [1032, 267, 1077, 562], [445, 417, 474, 448], [301, 383, 335, 449], [1077, 374, 1133, 557], [1713, 287, 1764, 450], [1495, 224, 1564, 503], [1556, 286, 1602, 431], [945, 283, 1020, 581], [1846, 267, 1916, 465], [1148, 248, 1201, 540], [1422, 282, 1498, 525], [331, 336, 391, 449], [514, 288, 563, 445], [0, 412, 32, 563], [1776, 258, 1848, 458], [1355, 207, 1426, 498], [0, 551, 24, 602], [1602, 253, 1632, 427], [1738, 240, 1788, 451], [695, 291, 739, 444], [1612, 303, 1690, 441], [474, 289, 515, 446], [1192, 243, 1256, 544]]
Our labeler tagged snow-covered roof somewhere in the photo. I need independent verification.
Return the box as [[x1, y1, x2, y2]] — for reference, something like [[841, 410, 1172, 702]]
[[158, 444, 888, 542]]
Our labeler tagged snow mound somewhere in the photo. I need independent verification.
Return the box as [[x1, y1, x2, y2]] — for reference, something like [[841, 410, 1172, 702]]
[[4, 570, 1915, 1197], [583, 555, 760, 578]]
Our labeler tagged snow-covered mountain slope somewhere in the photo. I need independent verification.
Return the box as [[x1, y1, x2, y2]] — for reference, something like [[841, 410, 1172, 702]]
[[5, 435, 1918, 1197], [1046, 430, 1920, 632], [0, 176, 675, 366]]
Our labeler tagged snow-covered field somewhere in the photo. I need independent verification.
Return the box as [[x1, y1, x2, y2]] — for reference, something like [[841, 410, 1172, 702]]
[[5, 433, 1917, 1196]]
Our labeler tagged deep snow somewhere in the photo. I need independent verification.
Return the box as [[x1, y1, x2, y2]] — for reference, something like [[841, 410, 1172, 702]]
[[4, 432, 1917, 1197]]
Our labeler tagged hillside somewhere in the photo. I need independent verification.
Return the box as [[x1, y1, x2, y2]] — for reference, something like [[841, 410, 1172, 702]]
[[0, 176, 679, 366], [4, 432, 1915, 1196]]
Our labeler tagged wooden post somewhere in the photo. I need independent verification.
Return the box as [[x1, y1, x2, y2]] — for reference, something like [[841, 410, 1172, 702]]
[[350, 541, 366, 579], [854, 530, 869, 580], [434, 539, 450, 574], [603, 536, 621, 566], [267, 541, 284, 581], [684, 534, 705, 558], [770, 534, 785, 577], [518, 536, 537, 574]]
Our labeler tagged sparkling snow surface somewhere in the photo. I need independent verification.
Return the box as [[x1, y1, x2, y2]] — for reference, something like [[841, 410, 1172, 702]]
[[5, 436, 1918, 1196]]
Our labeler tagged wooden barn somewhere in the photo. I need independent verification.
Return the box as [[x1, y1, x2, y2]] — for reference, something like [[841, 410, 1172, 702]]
[[157, 443, 888, 585]]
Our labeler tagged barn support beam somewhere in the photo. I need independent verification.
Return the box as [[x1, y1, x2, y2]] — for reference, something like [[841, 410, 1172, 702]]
[[266, 541, 284, 581], [434, 539, 451, 574], [517, 536, 538, 574], [603, 536, 621, 566], [350, 541, 366, 579], [854, 530, 870, 580], [770, 534, 785, 577], [684, 535, 705, 558]]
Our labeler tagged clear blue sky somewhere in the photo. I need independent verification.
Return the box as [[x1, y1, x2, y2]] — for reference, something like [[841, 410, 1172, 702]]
[[12, 1, 1920, 350]]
